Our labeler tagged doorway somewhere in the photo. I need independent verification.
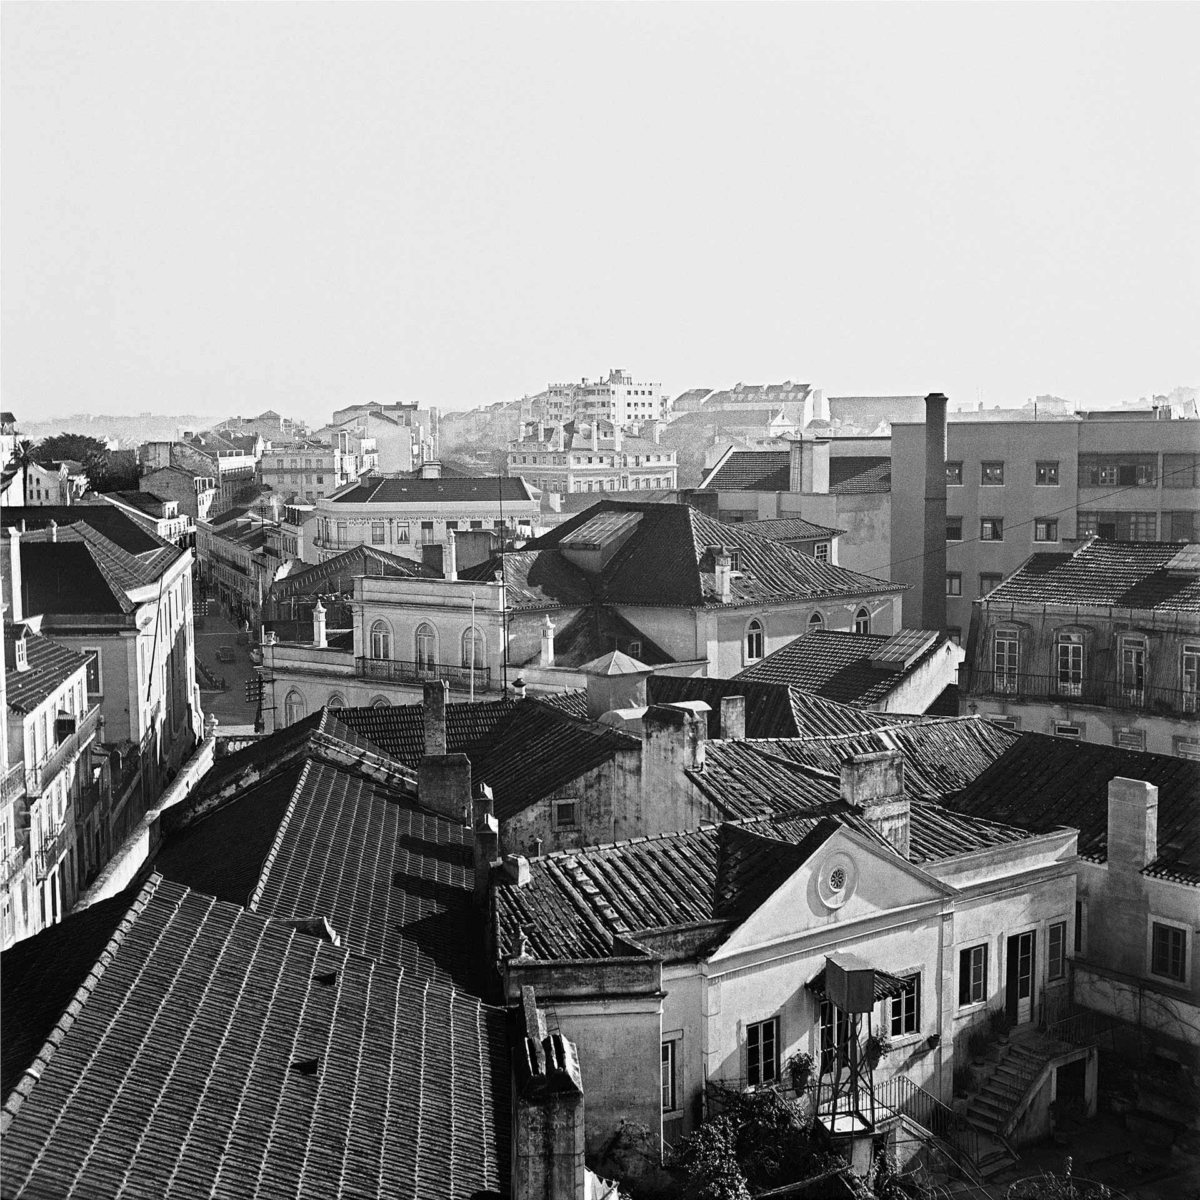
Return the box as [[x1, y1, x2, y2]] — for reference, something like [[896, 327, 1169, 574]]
[[1005, 931, 1036, 1025]]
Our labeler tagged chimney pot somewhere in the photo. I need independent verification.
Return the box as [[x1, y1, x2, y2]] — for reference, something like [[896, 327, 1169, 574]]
[[445, 529, 457, 581], [539, 616, 556, 667], [312, 597, 327, 648], [504, 854, 532, 887]]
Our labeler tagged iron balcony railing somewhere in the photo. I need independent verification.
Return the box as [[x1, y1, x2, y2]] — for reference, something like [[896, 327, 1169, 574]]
[[0, 830, 31, 889], [355, 656, 491, 692], [25, 706, 101, 798], [969, 670, 1197, 716], [1, 762, 26, 804], [875, 1074, 983, 1178], [35, 821, 72, 881]]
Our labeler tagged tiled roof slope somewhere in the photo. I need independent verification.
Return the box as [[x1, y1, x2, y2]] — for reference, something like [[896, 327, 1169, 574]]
[[736, 516, 846, 542], [1, 505, 171, 556], [534, 690, 590, 720], [333, 698, 518, 766], [829, 457, 891, 494], [949, 733, 1200, 884], [647, 674, 912, 739], [705, 451, 791, 491], [523, 606, 674, 667], [736, 629, 951, 707], [1, 876, 510, 1200], [268, 544, 437, 597], [982, 540, 1200, 613], [474, 501, 902, 609], [331, 475, 532, 504], [5, 632, 90, 713]]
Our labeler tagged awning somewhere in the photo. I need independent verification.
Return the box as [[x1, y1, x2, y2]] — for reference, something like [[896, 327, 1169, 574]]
[[805, 966, 910, 1001]]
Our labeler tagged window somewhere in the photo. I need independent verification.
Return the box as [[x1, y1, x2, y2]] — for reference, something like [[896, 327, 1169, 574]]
[[1057, 632, 1083, 696], [662, 1040, 678, 1113], [808, 611, 824, 631], [327, 692, 346, 708], [415, 623, 437, 671], [1173, 737, 1200, 759], [959, 944, 988, 1006], [1163, 453, 1200, 489], [819, 999, 851, 1074], [369, 620, 392, 660], [980, 517, 1003, 541], [1077, 511, 1158, 541], [461, 625, 485, 669], [83, 649, 102, 696], [1166, 511, 1198, 542], [1116, 729, 1145, 752], [981, 461, 1005, 485], [420, 521, 435, 544], [994, 629, 1019, 691], [946, 517, 963, 541], [1048, 922, 1066, 981], [946, 462, 963, 486], [745, 619, 764, 664], [1183, 645, 1200, 713], [336, 520, 348, 546], [1034, 519, 1058, 542], [371, 522, 385, 545], [854, 608, 870, 636], [1151, 922, 1187, 983], [1074, 900, 1085, 955], [947, 627, 963, 646], [946, 573, 962, 596], [553, 799, 579, 830], [1079, 454, 1157, 488], [284, 690, 305, 727], [814, 541, 829, 562], [890, 975, 920, 1037], [980, 573, 1004, 597], [1053, 721, 1083, 740], [1120, 636, 1146, 700], [988, 715, 1020, 731], [746, 1018, 779, 1086], [1036, 461, 1060, 486]]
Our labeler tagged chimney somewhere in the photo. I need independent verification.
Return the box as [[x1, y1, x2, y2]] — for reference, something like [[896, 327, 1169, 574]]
[[48, 520, 57, 543], [512, 987, 586, 1200], [590, 423, 599, 452], [1107, 777, 1158, 871], [512, 676, 527, 700], [423, 680, 448, 756], [419, 460, 442, 479], [445, 529, 457, 581], [504, 854, 532, 886], [802, 438, 830, 495], [473, 785, 500, 905], [613, 425, 623, 452], [788, 440, 804, 493], [711, 546, 732, 603], [312, 598, 327, 648], [719, 695, 745, 741], [539, 615, 556, 667], [920, 393, 949, 632], [840, 750, 910, 859]]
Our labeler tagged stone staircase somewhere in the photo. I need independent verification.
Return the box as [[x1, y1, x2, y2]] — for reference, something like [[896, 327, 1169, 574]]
[[963, 1041, 1047, 1176]]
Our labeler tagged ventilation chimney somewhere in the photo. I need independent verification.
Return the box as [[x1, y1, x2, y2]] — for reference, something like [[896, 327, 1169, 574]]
[[312, 598, 327, 648], [920, 393, 949, 631], [539, 615, 556, 667], [1107, 777, 1158, 871], [419, 460, 442, 479], [802, 438, 830, 495], [840, 750, 910, 859], [711, 546, 732, 603], [423, 679, 448, 756], [719, 695, 746, 741]]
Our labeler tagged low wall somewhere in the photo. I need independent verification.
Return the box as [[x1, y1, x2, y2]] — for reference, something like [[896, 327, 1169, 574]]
[[73, 735, 217, 910]]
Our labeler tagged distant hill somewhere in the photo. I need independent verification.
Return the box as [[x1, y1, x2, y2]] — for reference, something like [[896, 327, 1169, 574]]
[[10, 413, 215, 449]]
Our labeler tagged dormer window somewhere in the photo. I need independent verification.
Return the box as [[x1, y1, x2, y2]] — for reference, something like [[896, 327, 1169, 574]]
[[14, 637, 28, 672]]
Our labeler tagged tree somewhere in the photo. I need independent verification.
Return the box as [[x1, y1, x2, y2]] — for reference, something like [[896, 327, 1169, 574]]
[[9, 439, 37, 503], [85, 449, 139, 493], [32, 433, 108, 466]]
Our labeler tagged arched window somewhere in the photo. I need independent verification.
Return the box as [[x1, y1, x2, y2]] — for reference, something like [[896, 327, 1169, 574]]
[[854, 608, 870, 636], [370, 696, 390, 708], [808, 611, 825, 631], [370, 619, 392, 660], [462, 625, 485, 669], [327, 692, 346, 709], [415, 623, 437, 673], [745, 619, 764, 664], [284, 690, 305, 727]]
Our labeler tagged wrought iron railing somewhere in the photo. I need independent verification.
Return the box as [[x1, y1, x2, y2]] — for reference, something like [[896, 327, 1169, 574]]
[[25, 706, 101, 798], [1040, 1006, 1113, 1050], [355, 656, 490, 692], [35, 821, 72, 881], [875, 1075, 982, 1176], [1, 762, 26, 804], [969, 670, 1196, 716], [0, 830, 31, 889]]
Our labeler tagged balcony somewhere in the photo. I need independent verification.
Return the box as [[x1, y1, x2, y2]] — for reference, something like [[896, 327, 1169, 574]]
[[26, 706, 101, 798], [35, 820, 72, 881], [0, 830, 31, 889], [969, 671, 1197, 717], [356, 656, 491, 693], [1, 763, 26, 804]]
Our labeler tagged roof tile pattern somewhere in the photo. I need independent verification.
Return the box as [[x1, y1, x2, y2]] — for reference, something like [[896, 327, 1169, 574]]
[[982, 540, 1200, 613], [828, 458, 891, 494], [333, 699, 517, 766], [705, 451, 791, 491], [2, 505, 172, 556], [735, 516, 846, 542], [1, 877, 510, 1200], [5, 632, 90, 713], [331, 476, 532, 504]]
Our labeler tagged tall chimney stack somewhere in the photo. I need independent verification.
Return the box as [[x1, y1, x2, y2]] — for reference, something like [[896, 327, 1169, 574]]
[[921, 393, 948, 632]]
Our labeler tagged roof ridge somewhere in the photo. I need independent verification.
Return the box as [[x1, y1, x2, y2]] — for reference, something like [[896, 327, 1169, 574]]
[[0, 873, 165, 1134], [247, 759, 313, 913], [536, 819, 731, 861]]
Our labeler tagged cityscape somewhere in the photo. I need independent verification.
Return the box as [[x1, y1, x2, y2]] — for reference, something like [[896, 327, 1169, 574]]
[[2, 6, 1198, 1200]]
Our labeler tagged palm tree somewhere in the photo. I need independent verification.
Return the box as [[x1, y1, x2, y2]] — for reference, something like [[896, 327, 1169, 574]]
[[10, 439, 37, 504]]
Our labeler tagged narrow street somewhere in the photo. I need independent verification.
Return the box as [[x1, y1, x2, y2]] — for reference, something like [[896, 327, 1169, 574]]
[[192, 599, 261, 731]]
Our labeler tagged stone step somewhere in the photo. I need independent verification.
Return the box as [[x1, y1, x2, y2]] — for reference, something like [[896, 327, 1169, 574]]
[[972, 1091, 1011, 1114], [984, 1073, 1027, 1095], [967, 1107, 1002, 1133]]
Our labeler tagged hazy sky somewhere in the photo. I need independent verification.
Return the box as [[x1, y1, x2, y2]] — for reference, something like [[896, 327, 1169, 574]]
[[3, 3, 1197, 425]]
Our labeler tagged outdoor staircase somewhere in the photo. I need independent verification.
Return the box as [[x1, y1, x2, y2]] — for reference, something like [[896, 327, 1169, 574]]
[[963, 1041, 1048, 1176]]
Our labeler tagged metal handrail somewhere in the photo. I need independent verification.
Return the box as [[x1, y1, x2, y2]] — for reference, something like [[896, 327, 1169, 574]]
[[875, 1075, 983, 1176], [355, 656, 491, 692], [0, 830, 31, 888], [967, 669, 1195, 716], [1, 762, 26, 803], [35, 821, 72, 881], [25, 706, 101, 798]]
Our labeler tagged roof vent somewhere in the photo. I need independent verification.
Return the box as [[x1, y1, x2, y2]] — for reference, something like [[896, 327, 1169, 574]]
[[289, 1058, 321, 1077], [313, 970, 339, 986]]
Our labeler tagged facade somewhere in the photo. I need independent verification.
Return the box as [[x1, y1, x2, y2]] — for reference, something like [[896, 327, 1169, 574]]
[[326, 401, 436, 473], [139, 440, 255, 513], [310, 469, 541, 566], [257, 439, 353, 503], [507, 419, 678, 495], [140, 465, 218, 523], [197, 511, 274, 628], [891, 410, 1200, 639], [96, 491, 193, 548], [962, 539, 1199, 757], [535, 369, 670, 428]]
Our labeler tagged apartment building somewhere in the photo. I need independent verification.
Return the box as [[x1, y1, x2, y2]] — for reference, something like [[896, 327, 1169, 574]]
[[326, 401, 436, 473], [535, 369, 670, 428], [507, 419, 678, 494], [257, 439, 353, 503], [892, 410, 1200, 638]]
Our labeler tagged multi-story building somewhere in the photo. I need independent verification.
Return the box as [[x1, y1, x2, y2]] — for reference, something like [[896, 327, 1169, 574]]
[[891, 409, 1200, 639], [309, 466, 541, 566], [210, 408, 306, 443], [962, 538, 1199, 757], [257, 439, 353, 504], [0, 460, 73, 507], [139, 439, 256, 513], [534, 369, 670, 429], [196, 510, 275, 628], [96, 492, 193, 548], [326, 401, 436, 473], [507, 419, 678, 495], [139, 464, 218, 523]]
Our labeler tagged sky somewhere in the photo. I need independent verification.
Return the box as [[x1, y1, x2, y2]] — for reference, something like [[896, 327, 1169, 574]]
[[3, 3, 1198, 425]]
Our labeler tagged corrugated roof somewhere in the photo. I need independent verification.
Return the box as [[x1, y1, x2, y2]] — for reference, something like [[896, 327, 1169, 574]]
[[1, 876, 510, 1200]]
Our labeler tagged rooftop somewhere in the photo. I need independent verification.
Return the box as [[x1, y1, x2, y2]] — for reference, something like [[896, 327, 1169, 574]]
[[329, 475, 534, 505], [981, 540, 1200, 613], [268, 544, 437, 599], [5, 631, 90, 714], [735, 516, 846, 542], [828, 457, 891, 494], [1, 875, 510, 1200], [2, 504, 173, 556], [702, 451, 791, 491], [736, 628, 951, 707]]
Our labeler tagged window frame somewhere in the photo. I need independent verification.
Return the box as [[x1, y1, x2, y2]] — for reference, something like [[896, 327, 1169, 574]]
[[980, 517, 1004, 541], [662, 1039, 680, 1114], [369, 619, 392, 661], [1149, 918, 1189, 986], [1034, 519, 1059, 543], [746, 1017, 780, 1087], [958, 944, 988, 1008], [744, 619, 764, 665], [981, 461, 1005, 486], [807, 611, 825, 632], [946, 462, 963, 486], [1035, 461, 1060, 486], [1056, 632, 1084, 696], [854, 607, 870, 636], [945, 572, 962, 596], [946, 517, 963, 542], [82, 648, 102, 697], [889, 974, 920, 1038], [552, 799, 579, 831], [1048, 921, 1067, 981], [1052, 720, 1084, 740], [980, 573, 1004, 597]]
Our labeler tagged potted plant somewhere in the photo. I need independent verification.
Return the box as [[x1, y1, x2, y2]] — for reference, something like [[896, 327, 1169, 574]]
[[989, 1007, 1013, 1044], [865, 1033, 893, 1070], [786, 1050, 815, 1093]]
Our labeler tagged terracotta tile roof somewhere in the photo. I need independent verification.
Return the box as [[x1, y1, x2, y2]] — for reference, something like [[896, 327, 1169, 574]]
[[2, 505, 171, 556], [269, 545, 437, 599], [829, 458, 891, 494], [704, 451, 791, 491], [333, 698, 518, 766], [950, 732, 1200, 884], [21, 520, 182, 591], [525, 607, 674, 668], [736, 629, 951, 707], [331, 475, 533, 504], [1, 876, 510, 1199], [534, 690, 590, 719], [5, 631, 90, 713], [735, 516, 846, 542], [982, 540, 1200, 613]]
